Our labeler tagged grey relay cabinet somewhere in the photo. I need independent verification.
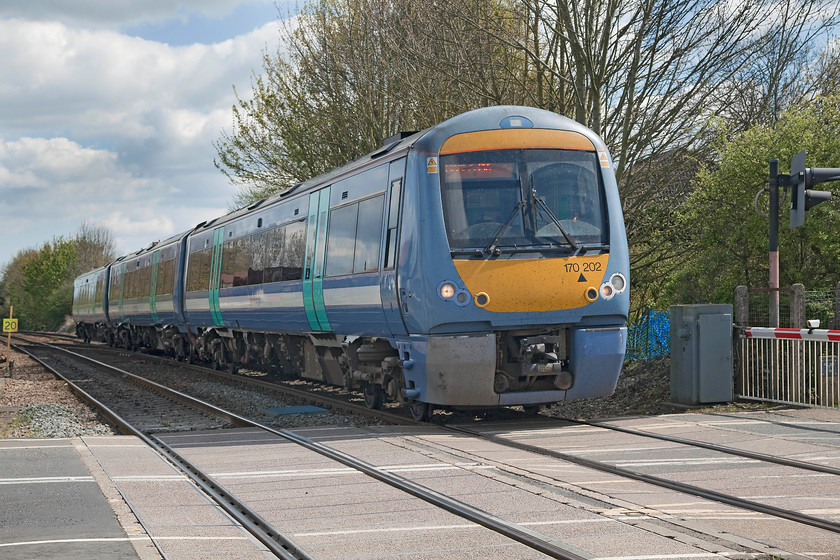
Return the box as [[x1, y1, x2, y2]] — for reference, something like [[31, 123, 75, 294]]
[[669, 304, 733, 405]]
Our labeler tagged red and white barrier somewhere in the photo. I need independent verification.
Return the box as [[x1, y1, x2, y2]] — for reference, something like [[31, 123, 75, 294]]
[[743, 327, 840, 342]]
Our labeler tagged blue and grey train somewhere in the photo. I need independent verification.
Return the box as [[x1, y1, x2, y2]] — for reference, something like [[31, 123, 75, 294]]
[[72, 106, 629, 420]]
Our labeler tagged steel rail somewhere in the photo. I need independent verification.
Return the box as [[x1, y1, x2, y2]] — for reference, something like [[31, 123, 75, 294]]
[[707, 410, 840, 436], [446, 424, 840, 535], [12, 339, 312, 560], [575, 418, 840, 477], [14, 337, 592, 560]]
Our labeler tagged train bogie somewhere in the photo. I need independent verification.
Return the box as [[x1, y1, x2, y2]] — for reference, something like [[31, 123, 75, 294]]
[[72, 105, 630, 417]]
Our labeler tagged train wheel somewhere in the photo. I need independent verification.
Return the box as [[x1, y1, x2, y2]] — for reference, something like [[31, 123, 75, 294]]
[[407, 401, 432, 422], [522, 405, 543, 417], [363, 383, 384, 410]]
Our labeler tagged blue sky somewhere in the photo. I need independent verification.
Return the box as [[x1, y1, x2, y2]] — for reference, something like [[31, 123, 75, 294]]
[[0, 1, 296, 268], [125, 2, 284, 46]]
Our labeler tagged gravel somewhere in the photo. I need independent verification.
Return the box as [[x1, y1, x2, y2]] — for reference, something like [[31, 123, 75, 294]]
[[4, 403, 115, 438], [0, 348, 118, 438], [544, 357, 677, 419]]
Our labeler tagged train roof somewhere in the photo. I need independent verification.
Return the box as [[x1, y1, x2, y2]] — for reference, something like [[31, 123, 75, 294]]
[[110, 106, 608, 251], [188, 126, 431, 236]]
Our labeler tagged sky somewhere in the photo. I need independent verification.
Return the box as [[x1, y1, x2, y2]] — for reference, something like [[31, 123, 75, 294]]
[[0, 0, 297, 268]]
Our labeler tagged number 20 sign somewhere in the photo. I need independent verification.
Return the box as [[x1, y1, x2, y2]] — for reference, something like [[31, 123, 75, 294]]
[[2, 318, 18, 333]]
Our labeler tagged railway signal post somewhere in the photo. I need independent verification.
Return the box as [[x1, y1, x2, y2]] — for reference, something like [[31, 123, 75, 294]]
[[765, 151, 835, 326]]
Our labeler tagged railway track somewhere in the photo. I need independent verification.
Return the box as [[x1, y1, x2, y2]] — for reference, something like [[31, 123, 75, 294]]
[[13, 338, 310, 559], [11, 335, 597, 560], [444, 423, 840, 535], [12, 332, 840, 557]]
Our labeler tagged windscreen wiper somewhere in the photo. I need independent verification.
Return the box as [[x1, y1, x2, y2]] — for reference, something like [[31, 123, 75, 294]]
[[484, 200, 524, 256], [530, 183, 578, 251]]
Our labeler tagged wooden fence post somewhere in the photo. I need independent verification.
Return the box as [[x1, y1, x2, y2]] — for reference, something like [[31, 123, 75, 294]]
[[790, 283, 805, 328], [735, 286, 749, 326]]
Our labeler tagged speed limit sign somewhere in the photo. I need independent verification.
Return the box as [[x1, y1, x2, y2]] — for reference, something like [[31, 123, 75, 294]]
[[2, 318, 17, 333]]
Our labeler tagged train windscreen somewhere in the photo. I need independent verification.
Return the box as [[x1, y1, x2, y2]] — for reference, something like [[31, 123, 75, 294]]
[[440, 149, 608, 252]]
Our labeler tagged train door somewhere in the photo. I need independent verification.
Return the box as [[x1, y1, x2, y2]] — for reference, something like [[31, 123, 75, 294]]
[[303, 187, 332, 332], [381, 158, 408, 335], [115, 263, 126, 322], [149, 250, 160, 324], [208, 226, 225, 327]]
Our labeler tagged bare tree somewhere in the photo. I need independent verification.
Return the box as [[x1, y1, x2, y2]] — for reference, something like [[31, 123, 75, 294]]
[[215, 0, 425, 206], [469, 0, 839, 313], [214, 0, 839, 313], [715, 0, 840, 131], [74, 221, 116, 273], [215, 0, 530, 206], [815, 40, 840, 95]]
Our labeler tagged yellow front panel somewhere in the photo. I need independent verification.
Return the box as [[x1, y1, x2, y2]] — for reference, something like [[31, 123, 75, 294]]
[[453, 254, 610, 312], [440, 129, 596, 155]]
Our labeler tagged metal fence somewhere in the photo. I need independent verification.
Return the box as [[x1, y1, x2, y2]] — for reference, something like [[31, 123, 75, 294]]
[[626, 309, 670, 361], [804, 290, 835, 328], [742, 288, 834, 328], [738, 327, 840, 408], [746, 290, 790, 327]]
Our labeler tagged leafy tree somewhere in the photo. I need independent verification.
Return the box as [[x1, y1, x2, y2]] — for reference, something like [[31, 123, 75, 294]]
[[0, 238, 77, 330], [215, 0, 839, 316], [214, 0, 531, 207], [662, 95, 840, 306], [495, 0, 839, 316], [0, 249, 38, 328], [215, 0, 417, 207], [0, 223, 116, 331]]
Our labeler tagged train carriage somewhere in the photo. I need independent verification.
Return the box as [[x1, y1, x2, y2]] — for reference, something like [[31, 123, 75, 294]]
[[72, 265, 110, 343], [73, 106, 629, 420], [98, 232, 191, 352]]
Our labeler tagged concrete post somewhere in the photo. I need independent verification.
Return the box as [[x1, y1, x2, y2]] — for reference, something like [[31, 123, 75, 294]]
[[834, 282, 840, 330], [734, 286, 749, 326], [790, 283, 805, 328]]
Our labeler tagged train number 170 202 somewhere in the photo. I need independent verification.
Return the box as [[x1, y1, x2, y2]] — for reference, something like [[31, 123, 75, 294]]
[[564, 261, 603, 273]]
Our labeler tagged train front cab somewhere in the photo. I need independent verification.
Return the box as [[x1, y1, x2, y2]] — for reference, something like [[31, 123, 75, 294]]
[[394, 107, 629, 416]]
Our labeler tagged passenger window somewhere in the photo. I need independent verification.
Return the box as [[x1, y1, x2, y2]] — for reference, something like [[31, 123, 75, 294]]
[[384, 179, 401, 269], [355, 196, 384, 273], [326, 204, 358, 276], [283, 221, 306, 280], [264, 227, 286, 283], [325, 195, 384, 277], [247, 231, 266, 285]]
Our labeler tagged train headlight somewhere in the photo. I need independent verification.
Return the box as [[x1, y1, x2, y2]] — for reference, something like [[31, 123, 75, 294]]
[[609, 272, 627, 294], [439, 282, 457, 300], [599, 283, 615, 300]]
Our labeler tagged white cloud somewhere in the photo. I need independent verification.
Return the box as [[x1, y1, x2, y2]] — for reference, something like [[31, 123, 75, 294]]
[[0, 18, 277, 141], [0, 137, 150, 219], [0, 135, 228, 261], [0, 1, 273, 28], [0, 13, 279, 265]]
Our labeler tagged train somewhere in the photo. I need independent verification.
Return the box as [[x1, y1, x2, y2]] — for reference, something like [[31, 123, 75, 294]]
[[72, 105, 630, 420]]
